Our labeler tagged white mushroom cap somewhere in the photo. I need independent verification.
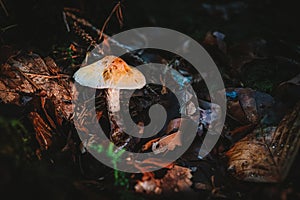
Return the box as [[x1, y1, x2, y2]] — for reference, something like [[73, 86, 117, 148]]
[[74, 55, 146, 89]]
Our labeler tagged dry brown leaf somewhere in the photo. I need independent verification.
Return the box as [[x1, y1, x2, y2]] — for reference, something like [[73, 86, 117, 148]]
[[226, 102, 300, 182], [280, 73, 300, 86], [227, 88, 259, 125], [142, 118, 183, 152], [152, 131, 182, 154], [0, 53, 74, 158], [142, 137, 160, 151], [135, 165, 193, 194], [166, 118, 182, 134]]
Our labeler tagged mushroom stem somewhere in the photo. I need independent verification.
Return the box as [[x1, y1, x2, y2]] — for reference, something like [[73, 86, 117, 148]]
[[106, 88, 129, 146], [107, 88, 121, 113]]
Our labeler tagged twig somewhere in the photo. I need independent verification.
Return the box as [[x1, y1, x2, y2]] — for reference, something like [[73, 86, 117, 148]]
[[63, 10, 146, 64], [62, 12, 70, 32], [64, 10, 132, 49], [0, 0, 9, 16], [98, 1, 121, 42], [15, 68, 41, 91], [1, 24, 18, 32], [24, 72, 70, 79]]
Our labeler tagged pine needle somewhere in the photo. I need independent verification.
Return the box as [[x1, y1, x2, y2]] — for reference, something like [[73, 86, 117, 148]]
[[98, 1, 122, 43]]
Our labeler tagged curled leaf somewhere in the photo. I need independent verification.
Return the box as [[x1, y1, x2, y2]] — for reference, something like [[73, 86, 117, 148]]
[[226, 102, 300, 182]]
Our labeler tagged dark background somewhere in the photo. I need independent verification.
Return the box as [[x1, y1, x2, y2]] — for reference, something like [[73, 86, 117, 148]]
[[1, 0, 300, 55]]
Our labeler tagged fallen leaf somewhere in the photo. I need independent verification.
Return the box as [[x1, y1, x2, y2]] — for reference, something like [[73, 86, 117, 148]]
[[226, 102, 300, 182], [135, 165, 192, 194], [152, 131, 182, 154], [142, 118, 183, 152]]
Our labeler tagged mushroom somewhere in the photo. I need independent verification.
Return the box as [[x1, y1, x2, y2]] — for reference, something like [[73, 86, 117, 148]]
[[74, 55, 146, 146]]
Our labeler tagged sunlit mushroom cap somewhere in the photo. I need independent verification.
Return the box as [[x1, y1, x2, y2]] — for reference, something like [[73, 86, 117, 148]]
[[74, 56, 146, 89]]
